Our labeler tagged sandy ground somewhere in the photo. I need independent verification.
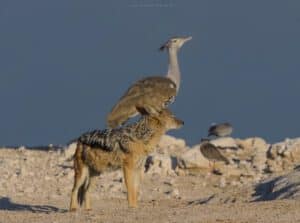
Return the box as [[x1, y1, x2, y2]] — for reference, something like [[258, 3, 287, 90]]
[[1, 147, 300, 223], [1, 195, 300, 223]]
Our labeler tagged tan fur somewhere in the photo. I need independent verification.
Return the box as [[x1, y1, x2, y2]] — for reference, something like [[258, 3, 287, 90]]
[[69, 109, 183, 211]]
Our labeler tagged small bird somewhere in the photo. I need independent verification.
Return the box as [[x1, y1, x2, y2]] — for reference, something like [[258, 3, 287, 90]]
[[200, 142, 229, 174], [208, 122, 233, 137]]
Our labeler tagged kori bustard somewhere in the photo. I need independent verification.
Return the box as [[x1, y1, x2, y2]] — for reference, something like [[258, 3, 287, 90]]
[[107, 36, 192, 128]]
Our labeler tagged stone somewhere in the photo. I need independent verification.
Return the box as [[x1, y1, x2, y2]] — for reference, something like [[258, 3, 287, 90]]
[[219, 177, 227, 188], [209, 137, 238, 148], [171, 188, 180, 198], [165, 188, 180, 199], [145, 154, 175, 176], [177, 145, 209, 169], [63, 142, 77, 160], [159, 135, 186, 149], [266, 138, 300, 172], [157, 135, 187, 155], [17, 146, 26, 151]]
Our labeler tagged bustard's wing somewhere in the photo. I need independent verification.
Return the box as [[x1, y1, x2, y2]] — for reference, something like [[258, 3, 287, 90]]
[[107, 76, 177, 128]]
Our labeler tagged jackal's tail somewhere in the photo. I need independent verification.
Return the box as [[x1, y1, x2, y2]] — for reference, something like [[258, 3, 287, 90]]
[[74, 142, 90, 207]]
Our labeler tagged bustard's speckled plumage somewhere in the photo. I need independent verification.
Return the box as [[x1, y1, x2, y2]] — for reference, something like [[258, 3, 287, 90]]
[[106, 36, 192, 128]]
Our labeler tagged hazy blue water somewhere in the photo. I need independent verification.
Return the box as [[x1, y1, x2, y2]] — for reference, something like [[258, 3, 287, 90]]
[[0, 0, 300, 146]]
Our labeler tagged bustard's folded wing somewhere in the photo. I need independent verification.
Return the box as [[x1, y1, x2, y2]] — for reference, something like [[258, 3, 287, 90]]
[[107, 76, 177, 128]]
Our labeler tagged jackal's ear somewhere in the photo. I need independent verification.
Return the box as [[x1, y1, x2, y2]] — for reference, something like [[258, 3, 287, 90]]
[[136, 106, 150, 116]]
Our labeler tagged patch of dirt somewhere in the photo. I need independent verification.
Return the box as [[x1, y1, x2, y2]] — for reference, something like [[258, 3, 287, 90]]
[[1, 147, 300, 223]]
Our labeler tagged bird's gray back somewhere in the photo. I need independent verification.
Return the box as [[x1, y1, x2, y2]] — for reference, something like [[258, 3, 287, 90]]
[[208, 123, 233, 137]]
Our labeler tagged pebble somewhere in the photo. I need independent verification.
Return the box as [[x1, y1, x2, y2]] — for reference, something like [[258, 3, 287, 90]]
[[219, 177, 227, 188]]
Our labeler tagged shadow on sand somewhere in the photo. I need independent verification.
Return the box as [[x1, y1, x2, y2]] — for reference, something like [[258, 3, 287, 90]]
[[0, 197, 67, 213], [187, 194, 216, 205], [253, 166, 300, 202]]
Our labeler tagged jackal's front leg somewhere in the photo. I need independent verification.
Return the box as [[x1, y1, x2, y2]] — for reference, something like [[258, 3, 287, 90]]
[[123, 164, 141, 208]]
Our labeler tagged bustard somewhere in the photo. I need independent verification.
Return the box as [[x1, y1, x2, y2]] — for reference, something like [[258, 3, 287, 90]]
[[106, 36, 192, 128], [208, 122, 233, 138]]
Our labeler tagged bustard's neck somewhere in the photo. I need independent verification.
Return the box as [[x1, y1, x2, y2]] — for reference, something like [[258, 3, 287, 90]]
[[166, 48, 180, 92]]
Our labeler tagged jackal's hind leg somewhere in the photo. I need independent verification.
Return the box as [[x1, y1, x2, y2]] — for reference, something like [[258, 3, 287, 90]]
[[83, 174, 96, 211], [69, 166, 89, 211]]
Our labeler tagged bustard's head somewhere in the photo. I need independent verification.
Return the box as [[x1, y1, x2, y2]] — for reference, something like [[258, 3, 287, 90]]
[[159, 36, 192, 51]]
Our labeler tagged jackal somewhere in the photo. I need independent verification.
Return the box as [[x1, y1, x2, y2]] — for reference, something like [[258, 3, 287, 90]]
[[69, 109, 183, 211]]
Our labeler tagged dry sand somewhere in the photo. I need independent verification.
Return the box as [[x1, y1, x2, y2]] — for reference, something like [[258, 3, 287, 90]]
[[0, 146, 300, 223]]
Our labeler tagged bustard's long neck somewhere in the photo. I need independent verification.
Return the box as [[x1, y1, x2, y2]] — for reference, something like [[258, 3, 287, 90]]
[[166, 48, 180, 92]]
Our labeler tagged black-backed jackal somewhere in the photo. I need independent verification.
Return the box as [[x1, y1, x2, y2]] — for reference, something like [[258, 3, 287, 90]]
[[69, 109, 183, 211]]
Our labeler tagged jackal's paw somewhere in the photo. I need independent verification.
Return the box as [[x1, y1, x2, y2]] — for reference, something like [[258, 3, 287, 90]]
[[69, 207, 77, 212]]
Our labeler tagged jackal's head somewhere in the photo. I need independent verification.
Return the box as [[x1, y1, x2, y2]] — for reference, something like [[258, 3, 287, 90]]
[[155, 109, 184, 130]]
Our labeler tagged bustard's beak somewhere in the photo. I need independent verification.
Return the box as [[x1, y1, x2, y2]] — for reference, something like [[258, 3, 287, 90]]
[[183, 36, 192, 43], [177, 36, 192, 49]]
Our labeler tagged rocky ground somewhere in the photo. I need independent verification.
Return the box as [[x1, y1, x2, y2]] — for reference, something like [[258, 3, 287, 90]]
[[1, 135, 300, 223]]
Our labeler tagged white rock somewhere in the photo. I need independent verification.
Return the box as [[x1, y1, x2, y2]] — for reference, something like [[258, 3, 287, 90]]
[[220, 177, 227, 188], [177, 146, 209, 169], [266, 138, 300, 172], [209, 137, 238, 148], [236, 137, 269, 172], [17, 146, 26, 151], [157, 135, 187, 155], [159, 135, 186, 149], [171, 188, 180, 198], [145, 154, 175, 176], [63, 142, 77, 160]]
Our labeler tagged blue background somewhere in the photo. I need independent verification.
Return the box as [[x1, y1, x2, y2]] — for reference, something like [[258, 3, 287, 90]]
[[0, 0, 299, 146]]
